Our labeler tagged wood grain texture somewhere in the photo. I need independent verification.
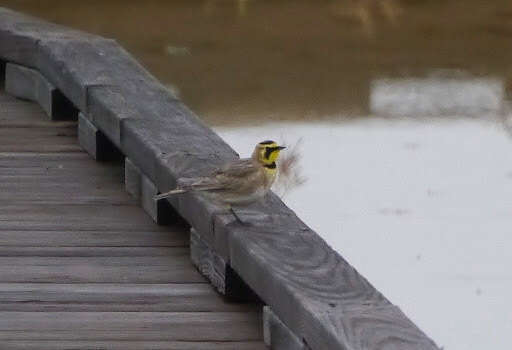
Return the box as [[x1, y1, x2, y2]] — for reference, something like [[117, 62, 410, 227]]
[[141, 172, 160, 223], [0, 283, 257, 312], [4, 62, 77, 120], [190, 229, 260, 302], [87, 85, 137, 148], [0, 88, 265, 348], [305, 305, 438, 350], [229, 220, 439, 349], [125, 156, 142, 200], [0, 229, 187, 247], [264, 306, 309, 350], [0, 183, 132, 205], [38, 36, 158, 111], [0, 247, 186, 257], [0, 255, 203, 283], [78, 112, 123, 161], [190, 228, 227, 294], [78, 112, 99, 159], [141, 171, 184, 225], [0, 7, 99, 67], [0, 341, 267, 350], [0, 126, 79, 152], [0, 312, 262, 341], [0, 153, 124, 177], [0, 204, 167, 231], [5, 63, 45, 105]]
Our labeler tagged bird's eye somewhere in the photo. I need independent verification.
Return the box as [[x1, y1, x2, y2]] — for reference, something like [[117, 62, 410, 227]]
[[264, 147, 273, 159]]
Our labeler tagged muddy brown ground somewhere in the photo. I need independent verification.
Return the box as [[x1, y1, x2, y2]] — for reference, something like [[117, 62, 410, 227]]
[[3, 0, 512, 124]]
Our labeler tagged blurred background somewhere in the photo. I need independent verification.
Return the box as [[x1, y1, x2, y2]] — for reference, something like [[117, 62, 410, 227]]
[[3, 1, 511, 349]]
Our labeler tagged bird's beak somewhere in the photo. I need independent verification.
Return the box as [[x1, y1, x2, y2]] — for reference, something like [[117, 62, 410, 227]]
[[276, 146, 286, 150]]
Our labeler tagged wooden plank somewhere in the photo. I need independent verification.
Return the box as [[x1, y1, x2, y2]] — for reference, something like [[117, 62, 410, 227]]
[[0, 283, 258, 312], [263, 306, 307, 349], [0, 125, 76, 135], [0, 127, 80, 152], [305, 304, 439, 350], [0, 255, 204, 283], [0, 8, 92, 67], [141, 172, 161, 223], [4, 62, 77, 120], [0, 104, 74, 126], [0, 155, 124, 177], [0, 179, 126, 191], [0, 229, 186, 247], [0, 204, 165, 231], [0, 247, 186, 257], [0, 187, 133, 205], [0, 255, 190, 265], [0, 98, 68, 126], [78, 112, 123, 161], [229, 223, 439, 349], [0, 126, 77, 136], [78, 112, 100, 159], [87, 85, 136, 148], [38, 35, 154, 112], [0, 341, 267, 350], [140, 172, 181, 225], [0, 312, 262, 341], [0, 152, 91, 162], [0, 173, 125, 186], [5, 63, 47, 111], [0, 173, 124, 184], [0, 80, 266, 346], [0, 118, 75, 128], [125, 157, 142, 200], [191, 227, 227, 295]]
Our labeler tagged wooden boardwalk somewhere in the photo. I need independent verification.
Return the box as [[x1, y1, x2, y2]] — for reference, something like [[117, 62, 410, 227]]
[[0, 90, 265, 349]]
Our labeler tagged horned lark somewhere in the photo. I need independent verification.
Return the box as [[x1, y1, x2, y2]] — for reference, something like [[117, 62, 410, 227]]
[[154, 140, 286, 209]]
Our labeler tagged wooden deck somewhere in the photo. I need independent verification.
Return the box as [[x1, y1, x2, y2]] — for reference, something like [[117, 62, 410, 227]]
[[0, 90, 265, 349]]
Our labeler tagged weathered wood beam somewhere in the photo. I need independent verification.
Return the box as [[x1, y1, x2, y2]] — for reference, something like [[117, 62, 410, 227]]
[[141, 171, 182, 226], [78, 113, 122, 161], [125, 157, 184, 225], [5, 63, 77, 120], [264, 306, 309, 350], [190, 228, 258, 301], [124, 157, 142, 201]]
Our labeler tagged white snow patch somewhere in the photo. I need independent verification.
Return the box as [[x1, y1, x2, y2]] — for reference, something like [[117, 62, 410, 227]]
[[215, 118, 512, 350]]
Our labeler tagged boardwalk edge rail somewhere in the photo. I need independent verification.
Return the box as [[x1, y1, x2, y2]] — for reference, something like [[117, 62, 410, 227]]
[[0, 8, 440, 350]]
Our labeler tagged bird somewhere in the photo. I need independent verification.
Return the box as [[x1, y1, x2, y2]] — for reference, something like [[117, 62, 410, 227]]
[[154, 140, 286, 221]]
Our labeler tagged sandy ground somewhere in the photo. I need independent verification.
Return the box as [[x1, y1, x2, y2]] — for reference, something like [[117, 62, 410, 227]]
[[216, 118, 512, 350]]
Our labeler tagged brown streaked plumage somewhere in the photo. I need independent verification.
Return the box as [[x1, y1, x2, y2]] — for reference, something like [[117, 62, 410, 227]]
[[154, 140, 286, 205]]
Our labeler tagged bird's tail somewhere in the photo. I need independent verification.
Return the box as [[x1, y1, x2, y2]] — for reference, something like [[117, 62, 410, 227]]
[[154, 189, 187, 200]]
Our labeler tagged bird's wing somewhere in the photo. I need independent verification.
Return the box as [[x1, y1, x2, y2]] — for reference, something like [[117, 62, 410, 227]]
[[179, 176, 224, 192], [214, 158, 257, 178], [178, 159, 258, 193], [195, 159, 258, 191]]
